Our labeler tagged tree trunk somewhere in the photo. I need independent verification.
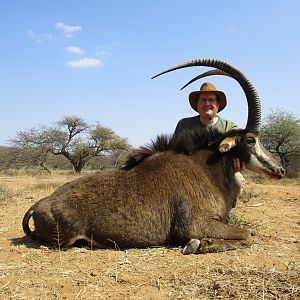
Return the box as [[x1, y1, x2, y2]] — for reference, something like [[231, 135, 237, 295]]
[[70, 159, 85, 173]]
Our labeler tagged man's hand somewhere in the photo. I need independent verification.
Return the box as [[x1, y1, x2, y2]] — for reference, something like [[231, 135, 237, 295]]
[[233, 158, 245, 172]]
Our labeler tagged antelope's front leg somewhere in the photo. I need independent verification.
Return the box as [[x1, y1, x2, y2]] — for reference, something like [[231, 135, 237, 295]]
[[182, 220, 253, 255]]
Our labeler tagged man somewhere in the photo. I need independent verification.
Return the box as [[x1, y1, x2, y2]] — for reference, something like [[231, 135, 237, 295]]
[[174, 82, 245, 199], [175, 82, 237, 135]]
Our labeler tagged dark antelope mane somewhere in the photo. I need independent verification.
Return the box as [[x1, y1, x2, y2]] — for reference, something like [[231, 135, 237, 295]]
[[122, 128, 240, 171]]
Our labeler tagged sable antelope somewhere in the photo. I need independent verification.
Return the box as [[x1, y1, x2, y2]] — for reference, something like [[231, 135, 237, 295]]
[[22, 59, 285, 254]]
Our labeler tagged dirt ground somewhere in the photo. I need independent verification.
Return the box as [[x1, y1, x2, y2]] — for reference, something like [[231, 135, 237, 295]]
[[0, 172, 299, 299]]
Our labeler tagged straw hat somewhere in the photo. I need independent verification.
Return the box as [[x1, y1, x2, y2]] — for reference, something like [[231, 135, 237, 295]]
[[189, 82, 227, 112]]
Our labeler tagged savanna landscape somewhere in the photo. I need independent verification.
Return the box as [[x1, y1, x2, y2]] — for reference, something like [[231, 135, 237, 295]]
[[2, 1, 300, 299], [0, 171, 299, 299]]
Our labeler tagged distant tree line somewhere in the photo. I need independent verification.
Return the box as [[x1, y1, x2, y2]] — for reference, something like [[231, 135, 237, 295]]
[[0, 146, 129, 173], [0, 111, 299, 177], [1, 116, 132, 173]]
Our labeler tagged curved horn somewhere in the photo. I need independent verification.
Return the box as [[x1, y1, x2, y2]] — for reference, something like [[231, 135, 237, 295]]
[[151, 58, 261, 131], [180, 69, 231, 90]]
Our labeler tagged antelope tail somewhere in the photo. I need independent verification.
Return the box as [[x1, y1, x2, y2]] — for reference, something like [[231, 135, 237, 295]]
[[22, 209, 34, 236]]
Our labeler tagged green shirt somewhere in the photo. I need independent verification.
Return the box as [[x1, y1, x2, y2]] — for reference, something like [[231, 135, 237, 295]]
[[174, 115, 238, 138]]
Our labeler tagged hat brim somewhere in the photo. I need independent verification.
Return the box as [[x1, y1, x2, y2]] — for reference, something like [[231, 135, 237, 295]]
[[189, 90, 227, 113]]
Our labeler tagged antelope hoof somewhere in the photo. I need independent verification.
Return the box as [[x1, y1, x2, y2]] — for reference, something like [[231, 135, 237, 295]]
[[182, 239, 201, 255]]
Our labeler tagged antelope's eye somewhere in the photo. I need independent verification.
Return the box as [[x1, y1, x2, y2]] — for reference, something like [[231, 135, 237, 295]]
[[246, 137, 256, 144]]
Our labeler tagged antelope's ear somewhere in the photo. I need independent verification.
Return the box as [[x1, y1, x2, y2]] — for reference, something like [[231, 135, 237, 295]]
[[219, 137, 237, 153]]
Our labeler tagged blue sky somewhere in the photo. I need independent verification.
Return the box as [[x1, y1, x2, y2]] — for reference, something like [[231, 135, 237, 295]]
[[1, 0, 299, 147]]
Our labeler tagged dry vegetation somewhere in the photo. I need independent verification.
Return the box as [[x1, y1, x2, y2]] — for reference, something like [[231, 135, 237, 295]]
[[0, 171, 299, 299]]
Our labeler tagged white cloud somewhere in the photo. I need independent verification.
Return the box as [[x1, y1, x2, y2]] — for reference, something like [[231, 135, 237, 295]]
[[55, 22, 82, 39], [65, 46, 84, 54], [66, 57, 103, 68], [26, 30, 53, 43], [93, 46, 109, 58]]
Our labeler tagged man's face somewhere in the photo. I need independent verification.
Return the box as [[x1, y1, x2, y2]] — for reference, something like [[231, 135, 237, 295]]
[[196, 92, 220, 118]]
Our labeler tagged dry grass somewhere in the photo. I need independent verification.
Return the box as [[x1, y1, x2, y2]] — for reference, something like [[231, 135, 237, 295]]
[[0, 172, 299, 299]]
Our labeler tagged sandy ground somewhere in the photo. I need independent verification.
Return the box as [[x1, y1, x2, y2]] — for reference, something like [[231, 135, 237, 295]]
[[0, 173, 299, 299]]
